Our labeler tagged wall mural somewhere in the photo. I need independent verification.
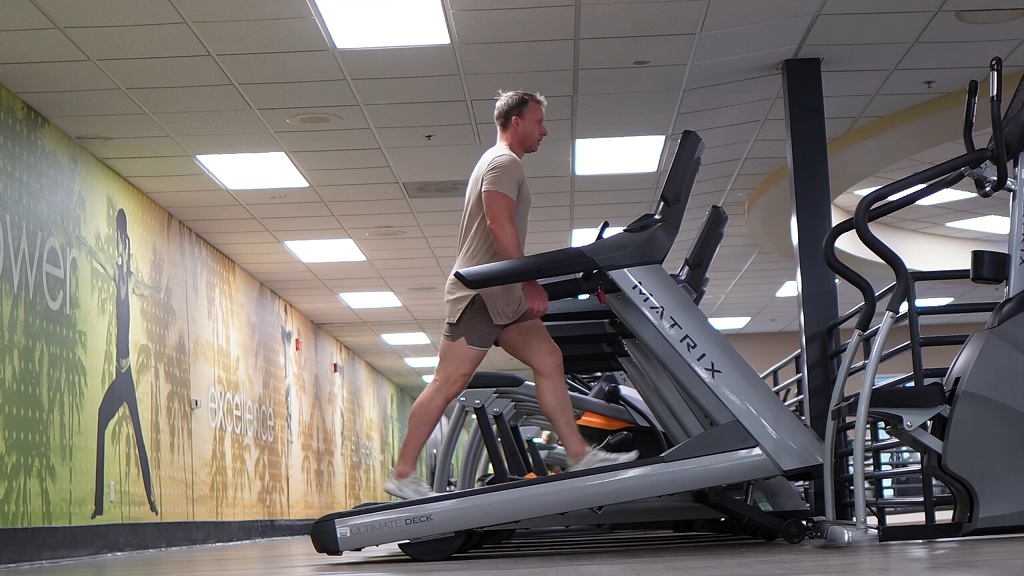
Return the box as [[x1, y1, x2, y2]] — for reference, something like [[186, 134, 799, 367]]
[[0, 84, 416, 528]]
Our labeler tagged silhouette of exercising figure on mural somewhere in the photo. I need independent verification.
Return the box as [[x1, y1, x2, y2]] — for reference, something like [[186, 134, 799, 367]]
[[90, 209, 158, 519]]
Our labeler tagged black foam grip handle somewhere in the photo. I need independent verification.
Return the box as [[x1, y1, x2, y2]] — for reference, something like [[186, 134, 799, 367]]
[[455, 247, 599, 289]]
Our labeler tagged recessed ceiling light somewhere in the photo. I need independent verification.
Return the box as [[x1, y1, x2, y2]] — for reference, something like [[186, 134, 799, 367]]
[[338, 291, 402, 309], [196, 152, 307, 190], [709, 316, 751, 331], [284, 239, 365, 263], [314, 0, 451, 49], [570, 226, 625, 247], [404, 356, 439, 368], [381, 332, 430, 346], [899, 297, 954, 314], [286, 113, 342, 126], [946, 215, 1010, 234], [954, 9, 1024, 25], [853, 184, 974, 206], [574, 135, 665, 176], [421, 375, 433, 384], [775, 281, 798, 298]]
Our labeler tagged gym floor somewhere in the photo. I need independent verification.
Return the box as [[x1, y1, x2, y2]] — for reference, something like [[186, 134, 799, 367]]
[[5, 532, 1021, 575]]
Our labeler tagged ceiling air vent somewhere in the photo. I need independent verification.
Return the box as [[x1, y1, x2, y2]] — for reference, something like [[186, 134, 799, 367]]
[[404, 180, 467, 199]]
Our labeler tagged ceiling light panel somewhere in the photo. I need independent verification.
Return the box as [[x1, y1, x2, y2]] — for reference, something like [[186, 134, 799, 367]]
[[196, 152, 308, 190], [284, 239, 365, 263], [315, 0, 451, 49], [709, 317, 751, 331], [946, 215, 1010, 234], [574, 136, 665, 176], [339, 291, 403, 309], [381, 332, 431, 346]]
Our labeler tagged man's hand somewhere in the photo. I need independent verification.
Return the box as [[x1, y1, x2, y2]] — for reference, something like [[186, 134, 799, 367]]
[[522, 280, 549, 319]]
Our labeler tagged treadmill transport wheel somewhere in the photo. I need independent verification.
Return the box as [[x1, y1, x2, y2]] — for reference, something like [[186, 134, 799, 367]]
[[781, 519, 807, 544], [398, 531, 473, 561]]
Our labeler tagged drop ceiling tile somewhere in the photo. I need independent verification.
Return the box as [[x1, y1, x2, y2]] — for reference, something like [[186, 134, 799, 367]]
[[105, 156, 204, 177], [353, 75, 467, 105], [702, 142, 750, 165], [100, 56, 229, 88], [677, 98, 774, 131], [377, 124, 477, 148], [388, 144, 481, 182], [307, 167, 396, 186], [3, 0, 53, 30], [579, 35, 693, 69], [365, 102, 470, 128], [35, 0, 183, 26], [316, 183, 405, 202], [78, 136, 186, 158], [174, 0, 313, 21], [153, 110, 267, 136], [263, 215, 341, 231], [50, 114, 165, 139], [169, 205, 251, 221], [218, 51, 343, 84], [921, 10, 1024, 42], [129, 85, 249, 113], [185, 218, 265, 233], [466, 70, 574, 99], [821, 70, 890, 97], [0, 61, 116, 92], [529, 177, 571, 194], [863, 93, 936, 116], [409, 198, 464, 213], [329, 199, 412, 216], [277, 129, 380, 152], [800, 43, 910, 72], [900, 40, 1021, 69], [805, 12, 932, 45], [247, 202, 329, 218], [679, 76, 780, 113], [453, 6, 575, 43], [177, 133, 281, 154], [747, 140, 787, 159], [687, 51, 792, 90], [0, 29, 85, 63], [290, 149, 387, 171], [234, 188, 323, 205], [581, 1, 702, 38], [414, 211, 462, 226], [192, 18, 329, 54], [533, 192, 570, 207], [700, 121, 761, 147], [521, 140, 571, 177], [337, 213, 421, 228], [460, 41, 574, 74], [704, 0, 820, 31], [880, 68, 984, 95], [127, 174, 221, 192], [260, 106, 368, 131], [20, 89, 142, 117], [241, 80, 355, 109], [341, 45, 459, 79], [272, 228, 348, 241], [146, 190, 237, 207], [823, 95, 873, 117], [693, 17, 809, 64], [64, 24, 206, 59], [579, 66, 686, 95]]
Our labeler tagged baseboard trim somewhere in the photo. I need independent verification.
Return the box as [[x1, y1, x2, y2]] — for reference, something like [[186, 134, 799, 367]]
[[0, 519, 312, 565]]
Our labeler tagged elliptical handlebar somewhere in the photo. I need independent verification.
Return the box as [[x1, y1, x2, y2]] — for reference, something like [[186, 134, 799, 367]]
[[963, 80, 978, 153], [986, 57, 1008, 196]]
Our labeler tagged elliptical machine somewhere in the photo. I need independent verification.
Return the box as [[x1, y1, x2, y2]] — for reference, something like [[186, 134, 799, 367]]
[[818, 57, 1024, 545]]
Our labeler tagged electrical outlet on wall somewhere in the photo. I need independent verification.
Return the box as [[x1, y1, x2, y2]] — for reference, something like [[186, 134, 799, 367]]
[[109, 481, 115, 503]]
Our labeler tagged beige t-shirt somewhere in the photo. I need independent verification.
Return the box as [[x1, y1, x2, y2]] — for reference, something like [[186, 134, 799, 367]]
[[444, 143, 532, 324]]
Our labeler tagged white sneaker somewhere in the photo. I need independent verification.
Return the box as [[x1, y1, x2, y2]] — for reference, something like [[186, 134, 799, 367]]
[[384, 474, 436, 500], [567, 447, 640, 472]]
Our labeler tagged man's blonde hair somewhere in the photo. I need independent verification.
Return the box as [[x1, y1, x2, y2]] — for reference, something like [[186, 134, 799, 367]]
[[494, 91, 547, 131]]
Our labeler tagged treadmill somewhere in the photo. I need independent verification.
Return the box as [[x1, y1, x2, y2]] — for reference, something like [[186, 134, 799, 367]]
[[309, 131, 824, 560]]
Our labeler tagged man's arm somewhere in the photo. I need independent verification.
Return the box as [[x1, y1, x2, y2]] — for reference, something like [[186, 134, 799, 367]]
[[482, 190, 548, 318]]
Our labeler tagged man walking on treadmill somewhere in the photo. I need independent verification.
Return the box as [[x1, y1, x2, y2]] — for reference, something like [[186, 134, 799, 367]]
[[386, 91, 638, 500]]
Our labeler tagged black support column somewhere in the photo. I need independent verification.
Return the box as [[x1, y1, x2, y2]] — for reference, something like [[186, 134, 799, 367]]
[[781, 59, 840, 442]]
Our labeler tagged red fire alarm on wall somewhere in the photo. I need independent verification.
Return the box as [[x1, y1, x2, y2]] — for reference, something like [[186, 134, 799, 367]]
[[333, 362, 340, 373], [295, 338, 302, 351]]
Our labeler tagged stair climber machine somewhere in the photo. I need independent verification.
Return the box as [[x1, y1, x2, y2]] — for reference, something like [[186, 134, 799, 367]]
[[818, 57, 1024, 546], [309, 130, 824, 561]]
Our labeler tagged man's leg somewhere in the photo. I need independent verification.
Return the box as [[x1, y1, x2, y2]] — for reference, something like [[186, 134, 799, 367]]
[[496, 319, 590, 463], [393, 336, 488, 479]]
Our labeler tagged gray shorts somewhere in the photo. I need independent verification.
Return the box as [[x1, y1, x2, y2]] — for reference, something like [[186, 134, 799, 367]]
[[442, 294, 530, 350]]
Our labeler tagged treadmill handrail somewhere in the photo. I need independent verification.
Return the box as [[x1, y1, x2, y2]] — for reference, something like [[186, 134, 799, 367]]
[[456, 131, 705, 290]]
